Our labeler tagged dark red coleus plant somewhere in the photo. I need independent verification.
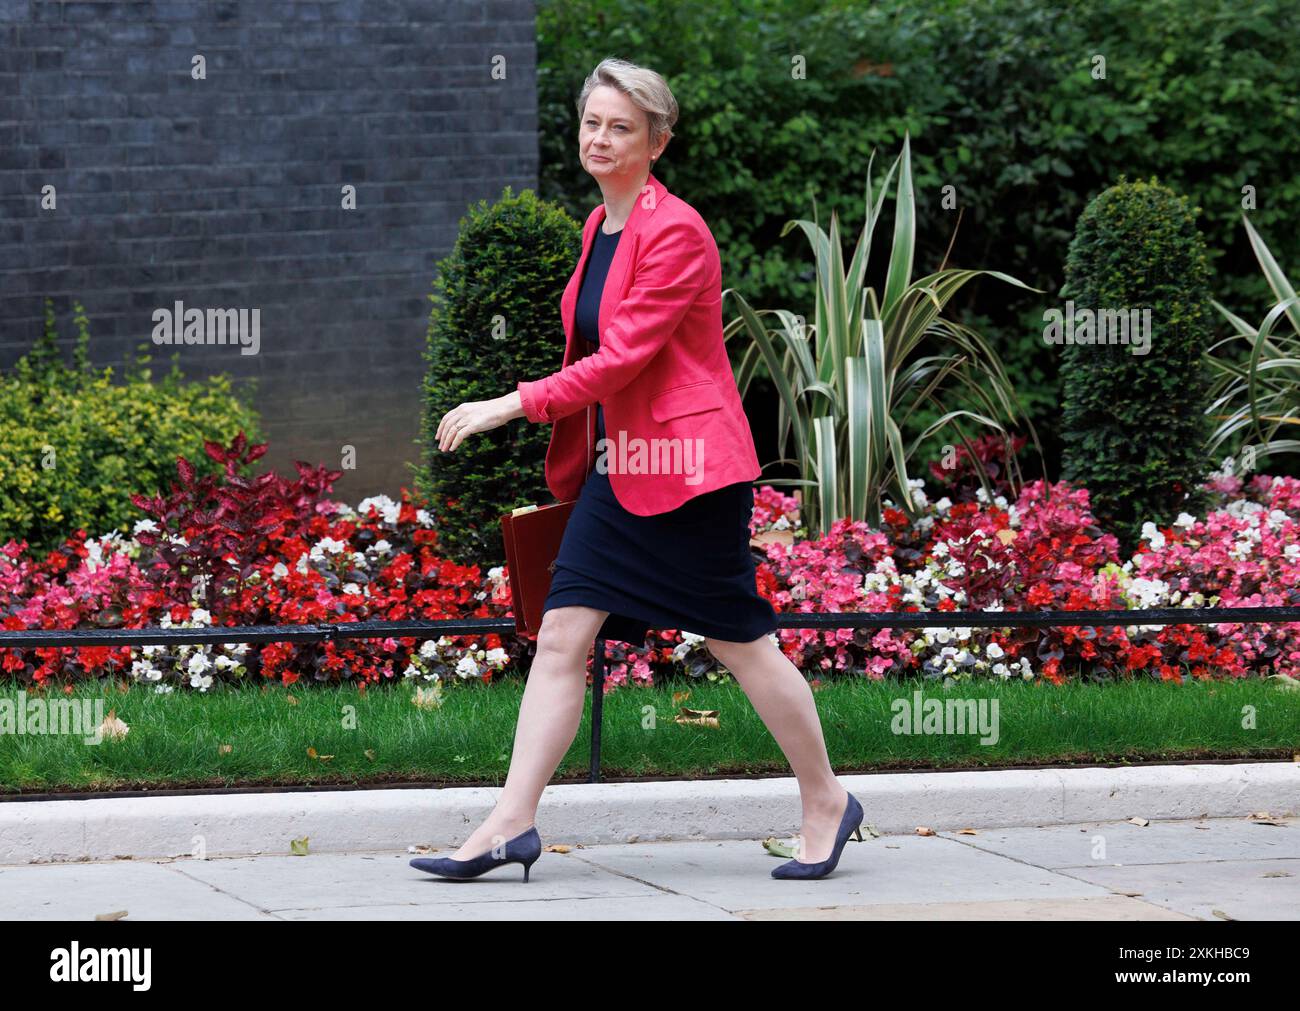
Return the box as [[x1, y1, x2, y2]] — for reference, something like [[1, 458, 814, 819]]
[[129, 432, 343, 624]]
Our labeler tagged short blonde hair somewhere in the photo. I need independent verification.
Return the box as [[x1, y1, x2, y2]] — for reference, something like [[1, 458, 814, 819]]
[[576, 58, 679, 157]]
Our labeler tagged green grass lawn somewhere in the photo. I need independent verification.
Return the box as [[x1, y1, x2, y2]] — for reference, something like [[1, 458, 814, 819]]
[[1, 675, 1297, 794]]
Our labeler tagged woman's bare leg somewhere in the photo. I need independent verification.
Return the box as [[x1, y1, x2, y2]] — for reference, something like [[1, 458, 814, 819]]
[[447, 605, 608, 860], [703, 633, 852, 863]]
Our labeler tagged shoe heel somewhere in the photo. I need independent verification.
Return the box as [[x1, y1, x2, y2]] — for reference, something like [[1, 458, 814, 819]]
[[852, 826, 864, 842], [522, 858, 536, 883]]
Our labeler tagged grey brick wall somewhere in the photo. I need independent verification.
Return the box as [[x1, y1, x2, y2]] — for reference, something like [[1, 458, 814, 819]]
[[0, 0, 537, 502]]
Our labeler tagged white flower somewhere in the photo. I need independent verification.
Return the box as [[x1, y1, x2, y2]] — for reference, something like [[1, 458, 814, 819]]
[[356, 495, 400, 525], [417, 509, 433, 527], [133, 518, 159, 535], [187, 652, 212, 675], [272, 562, 289, 580], [310, 537, 348, 560], [214, 655, 240, 671], [1140, 521, 1165, 550], [190, 608, 212, 626], [1173, 512, 1197, 529], [402, 663, 421, 680], [455, 656, 480, 679], [351, 551, 369, 569], [189, 672, 213, 691], [935, 497, 952, 514], [1284, 544, 1300, 562], [485, 647, 509, 667], [1127, 577, 1170, 609], [130, 659, 161, 682], [993, 663, 1009, 678], [342, 583, 361, 596], [909, 478, 928, 509], [295, 553, 310, 575], [153, 683, 174, 694], [419, 639, 439, 658], [986, 641, 1005, 659]]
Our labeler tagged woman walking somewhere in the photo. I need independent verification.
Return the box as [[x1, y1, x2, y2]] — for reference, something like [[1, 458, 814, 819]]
[[413, 58, 863, 883]]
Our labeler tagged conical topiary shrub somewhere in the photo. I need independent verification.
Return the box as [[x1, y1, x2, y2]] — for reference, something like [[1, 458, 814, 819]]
[[414, 187, 583, 570], [1057, 176, 1214, 551]]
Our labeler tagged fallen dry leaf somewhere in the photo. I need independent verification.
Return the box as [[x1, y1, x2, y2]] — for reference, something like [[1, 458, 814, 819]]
[[98, 709, 129, 742], [95, 910, 128, 921], [544, 843, 572, 854], [286, 694, 299, 706], [290, 836, 309, 856], [674, 707, 719, 728], [364, 748, 376, 761], [1211, 909, 1235, 920], [763, 836, 800, 858], [915, 826, 936, 836], [1128, 817, 1150, 827], [956, 828, 979, 835], [305, 746, 334, 762], [218, 744, 232, 755], [412, 685, 443, 710], [671, 690, 691, 706]]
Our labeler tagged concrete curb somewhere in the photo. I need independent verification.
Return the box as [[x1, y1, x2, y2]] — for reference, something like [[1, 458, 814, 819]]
[[1, 762, 1296, 864]]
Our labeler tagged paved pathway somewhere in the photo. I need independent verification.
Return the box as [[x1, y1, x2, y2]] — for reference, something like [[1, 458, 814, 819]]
[[3, 815, 1294, 920]]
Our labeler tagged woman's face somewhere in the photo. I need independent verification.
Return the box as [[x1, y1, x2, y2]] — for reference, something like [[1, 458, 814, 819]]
[[580, 84, 663, 182]]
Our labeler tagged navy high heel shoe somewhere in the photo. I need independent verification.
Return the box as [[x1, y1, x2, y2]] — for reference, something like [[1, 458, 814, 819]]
[[770, 792, 864, 880], [410, 825, 542, 882]]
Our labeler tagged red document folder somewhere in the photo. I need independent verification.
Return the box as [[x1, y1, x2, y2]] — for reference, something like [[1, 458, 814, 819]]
[[500, 500, 577, 636]]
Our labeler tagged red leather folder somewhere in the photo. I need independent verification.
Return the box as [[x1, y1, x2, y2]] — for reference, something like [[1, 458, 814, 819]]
[[500, 500, 577, 636]]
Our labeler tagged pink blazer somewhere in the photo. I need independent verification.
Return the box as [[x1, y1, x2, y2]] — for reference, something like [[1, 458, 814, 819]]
[[516, 171, 762, 516]]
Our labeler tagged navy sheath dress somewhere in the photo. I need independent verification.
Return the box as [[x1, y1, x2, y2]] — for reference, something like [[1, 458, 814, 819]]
[[540, 222, 780, 647]]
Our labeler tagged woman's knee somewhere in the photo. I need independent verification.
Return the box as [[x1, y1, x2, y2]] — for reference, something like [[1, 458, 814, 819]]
[[536, 606, 604, 661]]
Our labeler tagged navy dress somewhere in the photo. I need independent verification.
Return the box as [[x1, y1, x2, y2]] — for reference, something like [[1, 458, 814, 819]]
[[541, 223, 779, 647]]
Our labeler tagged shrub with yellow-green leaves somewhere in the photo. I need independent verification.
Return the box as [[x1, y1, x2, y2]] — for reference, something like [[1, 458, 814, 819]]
[[0, 299, 263, 557]]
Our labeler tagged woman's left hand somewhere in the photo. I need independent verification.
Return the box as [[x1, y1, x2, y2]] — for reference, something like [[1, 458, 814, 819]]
[[436, 397, 510, 452]]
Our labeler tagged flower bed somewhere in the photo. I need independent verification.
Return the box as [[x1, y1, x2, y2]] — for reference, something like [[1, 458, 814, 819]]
[[2, 437, 1298, 694]]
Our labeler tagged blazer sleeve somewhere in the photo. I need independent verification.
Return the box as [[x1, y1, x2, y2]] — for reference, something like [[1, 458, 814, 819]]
[[516, 219, 709, 424]]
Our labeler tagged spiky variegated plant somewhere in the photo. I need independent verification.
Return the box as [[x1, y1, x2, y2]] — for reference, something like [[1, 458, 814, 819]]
[[1206, 216, 1300, 470], [723, 133, 1042, 535]]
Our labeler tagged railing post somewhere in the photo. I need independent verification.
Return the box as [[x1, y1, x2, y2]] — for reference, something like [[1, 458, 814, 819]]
[[588, 637, 606, 783]]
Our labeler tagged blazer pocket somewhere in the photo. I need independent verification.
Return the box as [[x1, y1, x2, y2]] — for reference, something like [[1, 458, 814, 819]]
[[649, 379, 724, 422]]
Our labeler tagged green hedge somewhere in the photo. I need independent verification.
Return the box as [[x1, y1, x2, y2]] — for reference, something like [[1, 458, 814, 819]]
[[539, 0, 1300, 477], [0, 299, 264, 556]]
